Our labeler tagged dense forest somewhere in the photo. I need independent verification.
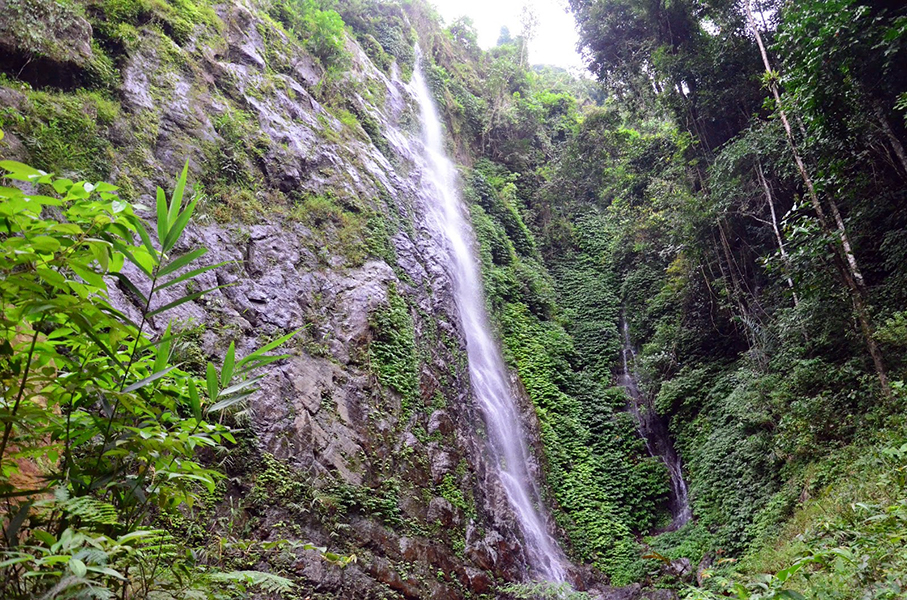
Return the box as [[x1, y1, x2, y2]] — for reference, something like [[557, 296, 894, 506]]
[[1, 0, 906, 598]]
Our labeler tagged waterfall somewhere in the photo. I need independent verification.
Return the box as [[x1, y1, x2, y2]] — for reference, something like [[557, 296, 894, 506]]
[[411, 58, 567, 583], [618, 317, 692, 529]]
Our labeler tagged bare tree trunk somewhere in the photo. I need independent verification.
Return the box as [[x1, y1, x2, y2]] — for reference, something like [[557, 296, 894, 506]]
[[873, 102, 907, 176], [826, 195, 865, 288], [756, 160, 799, 306], [745, 1, 890, 400], [717, 221, 762, 350]]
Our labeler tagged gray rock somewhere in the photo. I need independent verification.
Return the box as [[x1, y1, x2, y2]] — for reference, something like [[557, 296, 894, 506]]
[[427, 497, 458, 527]]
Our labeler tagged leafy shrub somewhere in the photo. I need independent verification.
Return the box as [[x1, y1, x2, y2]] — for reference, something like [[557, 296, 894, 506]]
[[0, 155, 297, 598], [268, 0, 348, 70], [369, 283, 419, 415]]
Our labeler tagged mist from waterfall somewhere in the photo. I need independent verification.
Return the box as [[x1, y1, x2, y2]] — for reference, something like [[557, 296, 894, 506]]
[[410, 57, 567, 583]]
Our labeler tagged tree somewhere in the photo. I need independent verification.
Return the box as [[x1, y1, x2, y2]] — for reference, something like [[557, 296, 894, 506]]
[[518, 2, 539, 68], [498, 25, 513, 46]]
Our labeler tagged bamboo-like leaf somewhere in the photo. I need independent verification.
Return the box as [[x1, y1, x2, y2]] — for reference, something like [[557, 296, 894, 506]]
[[122, 365, 178, 393], [4, 501, 34, 547], [128, 216, 159, 266], [157, 247, 207, 279], [146, 285, 222, 318], [110, 240, 153, 278], [206, 363, 218, 402], [154, 324, 172, 374], [207, 391, 256, 413], [111, 273, 149, 307], [86, 566, 126, 580], [236, 329, 301, 369], [221, 342, 235, 387], [158, 261, 229, 291], [0, 554, 35, 569], [236, 355, 288, 376], [162, 193, 200, 253], [167, 161, 189, 233], [188, 379, 202, 420], [216, 376, 262, 399], [156, 187, 169, 244], [67, 313, 125, 369]]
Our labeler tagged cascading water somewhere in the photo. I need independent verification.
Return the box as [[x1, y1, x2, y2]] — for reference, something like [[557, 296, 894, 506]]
[[411, 57, 567, 583], [618, 317, 692, 529]]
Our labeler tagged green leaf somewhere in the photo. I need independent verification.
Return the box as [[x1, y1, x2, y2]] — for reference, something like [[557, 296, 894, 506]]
[[221, 341, 235, 387], [154, 324, 172, 374], [158, 261, 229, 291], [87, 565, 126, 580], [129, 216, 159, 266], [156, 186, 169, 244], [167, 161, 189, 234], [146, 285, 223, 318], [776, 592, 807, 600], [0, 554, 35, 569], [32, 529, 57, 547], [69, 261, 106, 289], [236, 329, 301, 370], [29, 235, 62, 254], [0, 160, 45, 181], [4, 501, 33, 547], [110, 240, 153, 278], [207, 391, 255, 413], [24, 194, 63, 207], [206, 363, 218, 402], [157, 247, 207, 279], [216, 376, 261, 399], [52, 178, 73, 194], [122, 365, 178, 393], [188, 379, 202, 420], [111, 272, 149, 307], [162, 193, 200, 253], [70, 557, 87, 578]]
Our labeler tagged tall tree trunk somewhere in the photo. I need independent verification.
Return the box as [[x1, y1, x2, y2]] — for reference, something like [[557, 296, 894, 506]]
[[745, 1, 890, 400], [873, 101, 907, 177], [717, 221, 764, 362], [756, 160, 798, 306]]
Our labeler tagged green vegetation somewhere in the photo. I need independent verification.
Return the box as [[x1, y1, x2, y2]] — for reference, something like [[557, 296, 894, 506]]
[[267, 0, 348, 71], [1, 0, 906, 597], [368, 282, 419, 416], [0, 86, 118, 181], [0, 158, 300, 598]]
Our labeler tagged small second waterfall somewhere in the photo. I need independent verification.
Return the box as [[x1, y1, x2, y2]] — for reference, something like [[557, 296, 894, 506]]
[[411, 59, 567, 582], [618, 317, 692, 529]]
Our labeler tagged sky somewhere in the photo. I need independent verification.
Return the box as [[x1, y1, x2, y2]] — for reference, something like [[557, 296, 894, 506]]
[[430, 0, 586, 72]]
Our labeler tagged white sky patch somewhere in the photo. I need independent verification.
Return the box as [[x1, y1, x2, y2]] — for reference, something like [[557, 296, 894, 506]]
[[430, 0, 586, 71]]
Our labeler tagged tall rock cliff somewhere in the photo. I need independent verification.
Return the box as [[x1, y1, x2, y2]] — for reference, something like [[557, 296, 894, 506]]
[[0, 1, 580, 597]]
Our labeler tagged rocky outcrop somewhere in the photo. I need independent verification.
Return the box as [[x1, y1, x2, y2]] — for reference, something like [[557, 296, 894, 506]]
[[0, 2, 570, 597], [0, 0, 95, 88]]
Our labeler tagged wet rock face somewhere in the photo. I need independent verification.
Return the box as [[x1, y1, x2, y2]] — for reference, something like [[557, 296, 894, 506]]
[[0, 3, 553, 597]]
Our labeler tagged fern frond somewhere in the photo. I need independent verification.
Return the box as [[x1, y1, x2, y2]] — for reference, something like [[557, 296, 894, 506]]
[[62, 497, 119, 527], [208, 570, 294, 593]]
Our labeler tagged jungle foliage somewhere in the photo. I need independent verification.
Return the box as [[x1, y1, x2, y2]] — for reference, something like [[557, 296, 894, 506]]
[[0, 155, 303, 599], [543, 0, 907, 596], [2, 0, 907, 597]]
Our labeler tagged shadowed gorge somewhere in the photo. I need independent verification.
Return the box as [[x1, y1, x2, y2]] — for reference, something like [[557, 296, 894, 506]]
[[1, 0, 906, 599]]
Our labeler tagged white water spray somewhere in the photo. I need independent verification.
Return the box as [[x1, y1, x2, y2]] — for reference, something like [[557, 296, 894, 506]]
[[411, 58, 567, 582]]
